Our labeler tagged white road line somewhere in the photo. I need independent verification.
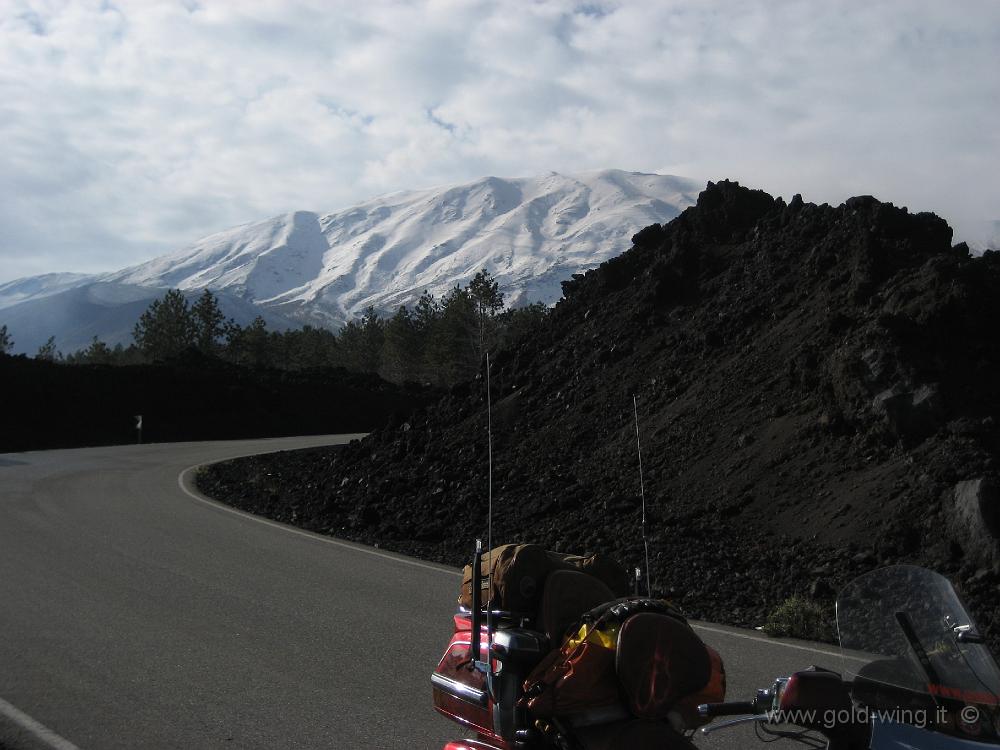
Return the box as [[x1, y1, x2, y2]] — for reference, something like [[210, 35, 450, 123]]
[[692, 623, 870, 663], [179, 455, 867, 664], [177, 464, 462, 578], [0, 696, 82, 750]]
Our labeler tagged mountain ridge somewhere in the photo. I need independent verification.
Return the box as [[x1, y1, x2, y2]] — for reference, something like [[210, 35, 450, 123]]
[[105, 169, 700, 323], [1, 169, 700, 354]]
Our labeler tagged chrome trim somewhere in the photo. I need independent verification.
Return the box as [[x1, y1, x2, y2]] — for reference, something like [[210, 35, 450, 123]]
[[431, 672, 487, 706], [700, 716, 766, 735]]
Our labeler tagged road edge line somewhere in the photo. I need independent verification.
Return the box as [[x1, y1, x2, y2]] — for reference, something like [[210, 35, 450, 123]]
[[691, 623, 865, 663], [177, 463, 463, 579], [0, 696, 82, 750], [176, 449, 859, 662]]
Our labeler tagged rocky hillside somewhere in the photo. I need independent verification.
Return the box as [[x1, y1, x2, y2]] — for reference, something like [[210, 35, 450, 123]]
[[198, 181, 1000, 645]]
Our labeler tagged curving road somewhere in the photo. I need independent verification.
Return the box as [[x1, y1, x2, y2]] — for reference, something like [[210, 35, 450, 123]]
[[0, 436, 844, 749]]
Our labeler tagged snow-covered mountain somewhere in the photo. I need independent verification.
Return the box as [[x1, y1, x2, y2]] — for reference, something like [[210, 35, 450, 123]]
[[106, 169, 699, 323], [0, 282, 301, 356], [979, 220, 1000, 252], [0, 169, 700, 354], [0, 272, 96, 309]]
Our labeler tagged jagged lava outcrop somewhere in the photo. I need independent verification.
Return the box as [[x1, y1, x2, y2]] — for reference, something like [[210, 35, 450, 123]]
[[199, 180, 1000, 642]]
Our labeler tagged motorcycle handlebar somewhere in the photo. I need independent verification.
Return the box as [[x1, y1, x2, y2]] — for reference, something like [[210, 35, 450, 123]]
[[698, 701, 760, 718]]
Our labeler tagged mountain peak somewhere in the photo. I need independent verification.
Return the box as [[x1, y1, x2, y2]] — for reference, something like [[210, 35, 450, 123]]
[[0, 170, 703, 352], [98, 169, 704, 327]]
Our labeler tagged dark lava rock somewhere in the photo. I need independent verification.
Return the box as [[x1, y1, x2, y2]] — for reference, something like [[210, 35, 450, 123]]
[[199, 180, 1000, 648], [948, 479, 1000, 568]]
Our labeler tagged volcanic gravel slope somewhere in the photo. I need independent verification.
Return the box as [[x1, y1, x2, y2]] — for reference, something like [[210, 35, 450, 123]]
[[199, 180, 1000, 644]]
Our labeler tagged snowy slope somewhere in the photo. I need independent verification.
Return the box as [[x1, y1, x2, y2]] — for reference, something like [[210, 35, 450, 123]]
[[0, 282, 300, 356], [976, 220, 1000, 252], [106, 170, 700, 325], [957, 218, 1000, 254], [0, 170, 700, 351], [0, 272, 96, 310]]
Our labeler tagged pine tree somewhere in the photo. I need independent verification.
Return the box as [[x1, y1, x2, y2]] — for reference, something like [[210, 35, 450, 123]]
[[82, 337, 114, 365], [191, 289, 225, 354], [467, 268, 505, 361], [429, 285, 477, 384], [36, 336, 59, 361], [284, 325, 337, 369], [0, 324, 12, 355], [113, 343, 142, 366], [468, 268, 504, 318], [414, 290, 440, 331], [382, 305, 422, 382], [222, 319, 244, 363], [496, 302, 547, 349], [243, 316, 271, 368], [133, 289, 196, 360], [338, 307, 384, 373], [65, 336, 116, 365]]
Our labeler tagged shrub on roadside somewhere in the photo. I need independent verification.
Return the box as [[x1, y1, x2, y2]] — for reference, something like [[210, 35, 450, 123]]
[[762, 595, 835, 642]]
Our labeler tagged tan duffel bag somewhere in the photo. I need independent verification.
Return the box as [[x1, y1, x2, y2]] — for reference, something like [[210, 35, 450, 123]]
[[458, 543, 629, 614]]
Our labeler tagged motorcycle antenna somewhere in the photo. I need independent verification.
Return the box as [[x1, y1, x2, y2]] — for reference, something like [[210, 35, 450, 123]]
[[485, 353, 495, 664], [471, 353, 496, 675], [633, 394, 652, 597], [486, 351, 494, 586]]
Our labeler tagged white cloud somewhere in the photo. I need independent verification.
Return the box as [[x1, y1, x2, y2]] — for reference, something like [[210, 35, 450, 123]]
[[1, 0, 999, 282]]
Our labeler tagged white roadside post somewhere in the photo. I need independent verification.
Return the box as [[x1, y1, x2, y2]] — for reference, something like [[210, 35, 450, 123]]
[[135, 415, 143, 444]]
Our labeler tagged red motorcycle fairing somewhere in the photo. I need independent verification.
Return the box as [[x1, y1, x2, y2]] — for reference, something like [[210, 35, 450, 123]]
[[432, 614, 499, 743], [444, 742, 503, 750]]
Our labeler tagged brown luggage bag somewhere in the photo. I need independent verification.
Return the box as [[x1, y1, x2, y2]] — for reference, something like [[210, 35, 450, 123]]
[[458, 543, 629, 614]]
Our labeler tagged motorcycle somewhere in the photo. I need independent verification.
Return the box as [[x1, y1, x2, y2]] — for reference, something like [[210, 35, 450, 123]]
[[432, 559, 1000, 749], [431, 540, 708, 750], [700, 564, 1000, 748]]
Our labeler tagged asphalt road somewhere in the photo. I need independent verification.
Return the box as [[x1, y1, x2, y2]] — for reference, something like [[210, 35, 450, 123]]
[[0, 436, 847, 749]]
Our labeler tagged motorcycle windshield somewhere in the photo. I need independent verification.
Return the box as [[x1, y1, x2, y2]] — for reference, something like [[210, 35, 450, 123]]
[[837, 565, 1000, 707]]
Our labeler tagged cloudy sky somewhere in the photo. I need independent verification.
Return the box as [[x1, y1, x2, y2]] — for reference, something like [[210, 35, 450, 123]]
[[2, 0, 998, 283]]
